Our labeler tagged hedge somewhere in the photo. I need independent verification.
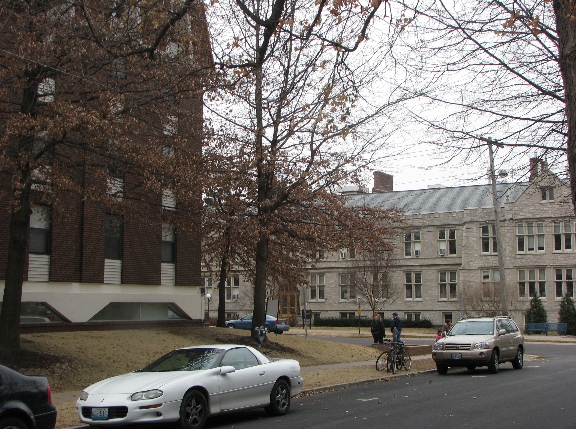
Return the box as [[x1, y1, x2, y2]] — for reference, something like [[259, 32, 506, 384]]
[[313, 317, 433, 329]]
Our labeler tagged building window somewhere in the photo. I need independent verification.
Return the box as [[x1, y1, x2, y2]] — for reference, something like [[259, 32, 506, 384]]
[[161, 223, 175, 263], [541, 187, 555, 201], [438, 228, 456, 256], [339, 273, 357, 301], [226, 275, 240, 301], [554, 221, 574, 252], [481, 225, 497, 254], [29, 205, 51, 254], [312, 249, 325, 260], [105, 214, 123, 260], [404, 230, 421, 257], [442, 312, 453, 324], [310, 273, 325, 301], [349, 248, 356, 259], [340, 312, 356, 319], [340, 249, 347, 260], [439, 271, 457, 300], [200, 277, 213, 296], [482, 269, 500, 299], [405, 312, 421, 322], [518, 268, 546, 298], [555, 268, 574, 299], [404, 272, 422, 300], [516, 222, 545, 253], [107, 167, 124, 200]]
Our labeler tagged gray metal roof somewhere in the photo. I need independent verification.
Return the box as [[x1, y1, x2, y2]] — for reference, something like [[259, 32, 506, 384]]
[[346, 182, 529, 215]]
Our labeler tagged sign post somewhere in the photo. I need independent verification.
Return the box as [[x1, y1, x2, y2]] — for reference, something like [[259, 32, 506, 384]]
[[357, 296, 361, 335]]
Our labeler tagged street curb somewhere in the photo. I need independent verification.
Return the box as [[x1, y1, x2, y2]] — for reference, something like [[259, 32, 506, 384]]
[[296, 368, 437, 396]]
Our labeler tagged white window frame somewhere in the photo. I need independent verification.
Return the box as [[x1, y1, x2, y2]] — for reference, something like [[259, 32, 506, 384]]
[[405, 312, 421, 322], [404, 230, 421, 258], [404, 272, 422, 300], [310, 273, 325, 301], [481, 269, 500, 299], [553, 221, 574, 252], [438, 228, 457, 256], [201, 277, 213, 296], [516, 221, 545, 253], [439, 271, 457, 300], [555, 268, 574, 299], [541, 187, 555, 201], [481, 224, 497, 254], [518, 268, 546, 298], [226, 275, 240, 301], [339, 273, 357, 301]]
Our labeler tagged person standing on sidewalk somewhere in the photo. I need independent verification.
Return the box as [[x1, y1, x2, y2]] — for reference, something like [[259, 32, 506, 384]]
[[371, 314, 385, 344], [390, 312, 402, 343]]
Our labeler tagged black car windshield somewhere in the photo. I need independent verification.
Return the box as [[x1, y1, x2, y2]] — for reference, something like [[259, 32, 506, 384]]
[[138, 349, 222, 372], [449, 321, 494, 336]]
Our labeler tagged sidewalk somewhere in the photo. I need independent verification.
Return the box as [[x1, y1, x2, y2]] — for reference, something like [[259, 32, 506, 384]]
[[284, 327, 576, 343]]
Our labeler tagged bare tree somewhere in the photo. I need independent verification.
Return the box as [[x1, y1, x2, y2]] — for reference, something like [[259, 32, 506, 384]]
[[204, 0, 413, 336], [350, 250, 400, 318], [393, 0, 569, 190]]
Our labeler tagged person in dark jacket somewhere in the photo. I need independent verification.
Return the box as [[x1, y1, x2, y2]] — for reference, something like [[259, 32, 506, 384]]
[[390, 312, 402, 343], [371, 314, 385, 344]]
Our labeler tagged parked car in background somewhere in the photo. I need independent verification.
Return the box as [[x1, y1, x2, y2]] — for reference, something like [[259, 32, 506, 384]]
[[225, 314, 290, 333], [432, 316, 524, 374], [0, 364, 57, 429], [77, 344, 303, 429]]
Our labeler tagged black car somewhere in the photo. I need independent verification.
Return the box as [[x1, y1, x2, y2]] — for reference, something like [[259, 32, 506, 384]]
[[0, 365, 57, 429]]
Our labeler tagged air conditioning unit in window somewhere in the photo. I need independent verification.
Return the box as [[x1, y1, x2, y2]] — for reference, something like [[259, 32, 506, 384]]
[[232, 294, 239, 300], [439, 248, 445, 256], [414, 249, 420, 256]]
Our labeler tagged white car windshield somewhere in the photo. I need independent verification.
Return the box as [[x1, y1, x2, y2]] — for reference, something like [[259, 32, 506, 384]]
[[449, 321, 494, 336], [138, 349, 222, 372]]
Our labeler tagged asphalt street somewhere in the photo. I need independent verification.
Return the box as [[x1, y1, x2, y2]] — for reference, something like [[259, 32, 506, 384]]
[[68, 333, 576, 429]]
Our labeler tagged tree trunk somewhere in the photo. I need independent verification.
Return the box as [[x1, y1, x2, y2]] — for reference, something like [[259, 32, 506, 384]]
[[216, 227, 231, 327], [553, 0, 576, 215], [0, 173, 32, 351], [252, 234, 269, 337]]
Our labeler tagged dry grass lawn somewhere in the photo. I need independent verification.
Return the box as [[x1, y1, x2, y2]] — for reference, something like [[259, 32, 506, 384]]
[[0, 326, 435, 429]]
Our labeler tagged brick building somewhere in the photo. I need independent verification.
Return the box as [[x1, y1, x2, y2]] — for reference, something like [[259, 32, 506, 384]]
[[202, 161, 575, 328], [0, 2, 211, 324]]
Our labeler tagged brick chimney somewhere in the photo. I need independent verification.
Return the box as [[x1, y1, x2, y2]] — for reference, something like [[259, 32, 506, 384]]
[[529, 158, 543, 181], [372, 171, 393, 193]]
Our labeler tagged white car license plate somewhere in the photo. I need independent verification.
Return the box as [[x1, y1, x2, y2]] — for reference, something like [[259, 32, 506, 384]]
[[91, 408, 109, 420], [451, 353, 462, 359]]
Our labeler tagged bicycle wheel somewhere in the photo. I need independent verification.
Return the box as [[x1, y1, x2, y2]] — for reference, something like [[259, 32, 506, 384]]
[[388, 349, 396, 373], [376, 351, 388, 371], [403, 349, 412, 371]]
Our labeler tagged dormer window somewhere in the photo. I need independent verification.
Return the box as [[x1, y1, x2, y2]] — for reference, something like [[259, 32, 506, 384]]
[[541, 187, 555, 201]]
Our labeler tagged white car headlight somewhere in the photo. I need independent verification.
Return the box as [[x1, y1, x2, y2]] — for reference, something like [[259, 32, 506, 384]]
[[433, 342, 444, 351], [79, 391, 89, 401], [473, 342, 491, 350], [131, 389, 163, 401]]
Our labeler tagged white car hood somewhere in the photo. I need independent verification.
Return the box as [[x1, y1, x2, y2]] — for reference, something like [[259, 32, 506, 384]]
[[85, 371, 199, 394]]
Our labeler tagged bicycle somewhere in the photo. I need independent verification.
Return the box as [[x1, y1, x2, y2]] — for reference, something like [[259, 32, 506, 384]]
[[375, 340, 411, 373]]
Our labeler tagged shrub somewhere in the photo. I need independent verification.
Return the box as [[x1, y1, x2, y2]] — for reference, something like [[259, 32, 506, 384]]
[[559, 294, 576, 335], [313, 316, 433, 329], [525, 293, 548, 324]]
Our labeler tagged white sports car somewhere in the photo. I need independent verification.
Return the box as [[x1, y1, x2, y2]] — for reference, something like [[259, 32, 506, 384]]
[[76, 344, 304, 429]]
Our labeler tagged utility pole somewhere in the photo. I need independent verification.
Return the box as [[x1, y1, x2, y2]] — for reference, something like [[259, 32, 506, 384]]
[[485, 137, 508, 316]]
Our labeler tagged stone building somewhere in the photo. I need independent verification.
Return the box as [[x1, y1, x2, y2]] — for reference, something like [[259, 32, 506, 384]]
[[203, 160, 575, 328]]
